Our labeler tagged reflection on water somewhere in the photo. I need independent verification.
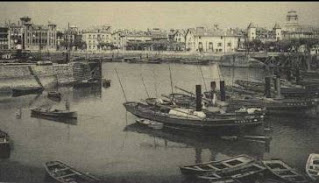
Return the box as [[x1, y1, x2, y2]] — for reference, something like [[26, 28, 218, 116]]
[[0, 63, 318, 183]]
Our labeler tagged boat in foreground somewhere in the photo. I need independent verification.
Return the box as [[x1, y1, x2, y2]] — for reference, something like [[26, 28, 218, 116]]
[[44, 161, 100, 183], [31, 108, 77, 119], [180, 154, 255, 176], [198, 162, 266, 181], [262, 160, 308, 183], [306, 153, 319, 181], [48, 91, 62, 100]]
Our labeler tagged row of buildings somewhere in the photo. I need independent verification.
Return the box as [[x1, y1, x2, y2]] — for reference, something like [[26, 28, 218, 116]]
[[1, 11, 319, 53]]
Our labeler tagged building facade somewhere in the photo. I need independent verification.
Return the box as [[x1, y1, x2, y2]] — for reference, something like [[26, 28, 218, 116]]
[[185, 27, 241, 53], [0, 27, 9, 50], [82, 26, 112, 51]]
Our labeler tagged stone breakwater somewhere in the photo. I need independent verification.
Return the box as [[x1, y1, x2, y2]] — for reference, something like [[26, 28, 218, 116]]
[[0, 62, 97, 92]]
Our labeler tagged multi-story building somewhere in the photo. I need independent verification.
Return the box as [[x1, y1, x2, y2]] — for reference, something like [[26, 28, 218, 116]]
[[0, 27, 9, 50], [22, 21, 57, 51], [168, 29, 186, 51], [185, 27, 241, 53], [111, 30, 122, 49], [120, 31, 152, 50], [82, 25, 112, 51]]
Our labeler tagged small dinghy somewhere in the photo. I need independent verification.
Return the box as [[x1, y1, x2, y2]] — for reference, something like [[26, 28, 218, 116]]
[[44, 161, 100, 183], [180, 154, 255, 176], [48, 91, 62, 99], [136, 118, 163, 130], [262, 160, 308, 183], [306, 153, 319, 181], [31, 108, 77, 119], [198, 162, 266, 181]]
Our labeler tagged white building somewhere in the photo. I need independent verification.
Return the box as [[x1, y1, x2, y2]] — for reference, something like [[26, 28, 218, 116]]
[[185, 27, 241, 53], [82, 25, 112, 51]]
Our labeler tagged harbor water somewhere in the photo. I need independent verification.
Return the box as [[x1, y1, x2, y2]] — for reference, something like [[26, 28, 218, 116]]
[[0, 62, 319, 183]]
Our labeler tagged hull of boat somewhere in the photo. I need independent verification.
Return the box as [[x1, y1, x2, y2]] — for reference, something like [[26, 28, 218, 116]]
[[123, 102, 263, 131], [44, 161, 100, 183], [12, 87, 44, 97], [31, 110, 77, 119], [306, 153, 319, 181]]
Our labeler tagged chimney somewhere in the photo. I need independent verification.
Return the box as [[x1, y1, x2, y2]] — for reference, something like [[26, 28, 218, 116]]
[[196, 85, 202, 111]]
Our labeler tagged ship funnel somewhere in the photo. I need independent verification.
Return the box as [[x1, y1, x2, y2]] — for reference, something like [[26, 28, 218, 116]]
[[196, 85, 202, 111]]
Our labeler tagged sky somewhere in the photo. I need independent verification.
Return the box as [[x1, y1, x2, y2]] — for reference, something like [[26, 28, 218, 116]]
[[1, 2, 319, 30]]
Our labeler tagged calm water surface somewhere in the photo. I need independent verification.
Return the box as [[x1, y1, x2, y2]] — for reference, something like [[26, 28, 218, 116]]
[[0, 62, 319, 183]]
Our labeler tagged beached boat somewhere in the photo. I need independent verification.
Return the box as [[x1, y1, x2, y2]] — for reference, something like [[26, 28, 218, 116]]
[[136, 118, 163, 130], [198, 162, 266, 181], [44, 161, 100, 183], [31, 108, 77, 119], [48, 91, 62, 99], [12, 87, 44, 97], [123, 102, 263, 132], [180, 154, 255, 176], [306, 153, 319, 181], [262, 160, 308, 183]]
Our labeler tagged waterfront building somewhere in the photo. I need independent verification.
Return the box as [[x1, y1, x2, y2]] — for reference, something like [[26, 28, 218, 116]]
[[185, 27, 241, 53], [6, 23, 23, 50], [0, 26, 9, 50], [247, 23, 257, 41], [168, 29, 186, 51], [120, 31, 152, 50], [111, 30, 122, 49], [82, 25, 112, 51]]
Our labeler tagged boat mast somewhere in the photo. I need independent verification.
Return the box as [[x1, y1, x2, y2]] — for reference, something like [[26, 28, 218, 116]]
[[168, 64, 174, 94], [140, 73, 150, 98], [115, 68, 128, 102], [67, 22, 71, 63]]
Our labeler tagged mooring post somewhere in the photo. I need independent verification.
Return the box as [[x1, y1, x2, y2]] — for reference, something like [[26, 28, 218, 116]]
[[264, 76, 271, 98], [276, 76, 281, 99], [220, 80, 226, 101], [273, 76, 277, 91], [295, 68, 300, 85], [196, 85, 202, 111]]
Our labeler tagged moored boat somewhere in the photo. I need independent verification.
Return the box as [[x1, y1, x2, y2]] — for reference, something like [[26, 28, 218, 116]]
[[48, 91, 62, 99], [306, 153, 319, 181], [44, 161, 100, 183], [198, 162, 266, 181], [31, 108, 77, 119], [179, 154, 255, 176], [262, 160, 308, 183], [12, 87, 44, 97], [124, 101, 263, 133], [136, 118, 163, 130]]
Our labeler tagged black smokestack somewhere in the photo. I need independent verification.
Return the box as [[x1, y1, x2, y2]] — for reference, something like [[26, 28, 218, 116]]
[[196, 85, 202, 111], [220, 81, 226, 101]]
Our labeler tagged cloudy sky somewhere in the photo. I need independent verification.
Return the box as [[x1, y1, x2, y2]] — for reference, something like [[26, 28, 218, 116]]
[[1, 2, 319, 30]]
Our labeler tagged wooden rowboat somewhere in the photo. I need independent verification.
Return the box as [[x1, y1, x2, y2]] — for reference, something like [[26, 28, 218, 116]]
[[179, 154, 255, 176], [306, 153, 319, 181], [31, 108, 77, 119], [44, 161, 100, 183], [262, 160, 308, 183]]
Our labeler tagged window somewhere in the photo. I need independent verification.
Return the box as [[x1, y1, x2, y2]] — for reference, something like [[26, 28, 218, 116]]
[[199, 36, 201, 39], [89, 35, 91, 39], [218, 43, 222, 47], [227, 43, 232, 47]]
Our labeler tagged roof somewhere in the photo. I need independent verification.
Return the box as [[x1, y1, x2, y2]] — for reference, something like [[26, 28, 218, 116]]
[[247, 22, 256, 29], [273, 23, 281, 29], [186, 28, 241, 37]]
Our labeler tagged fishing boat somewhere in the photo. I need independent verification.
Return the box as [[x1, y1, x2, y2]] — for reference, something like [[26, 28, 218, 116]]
[[124, 101, 263, 133], [181, 59, 209, 65], [262, 160, 308, 183], [44, 161, 100, 183], [218, 54, 265, 68], [0, 129, 10, 148], [12, 87, 44, 97], [306, 153, 319, 181], [48, 91, 62, 99], [180, 154, 255, 176], [136, 118, 163, 130], [198, 162, 266, 181], [31, 108, 77, 119]]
